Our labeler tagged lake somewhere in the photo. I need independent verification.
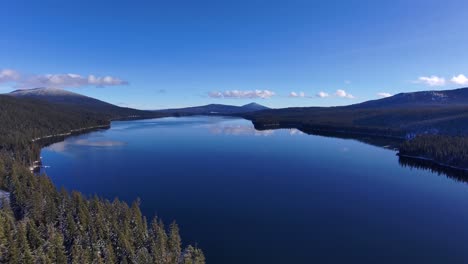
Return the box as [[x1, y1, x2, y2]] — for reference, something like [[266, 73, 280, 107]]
[[41, 116, 468, 263]]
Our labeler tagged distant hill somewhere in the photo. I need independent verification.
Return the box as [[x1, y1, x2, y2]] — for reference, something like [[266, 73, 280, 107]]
[[244, 87, 468, 138], [348, 87, 468, 109], [241, 102, 270, 111], [8, 87, 160, 119], [7, 88, 271, 119], [155, 102, 270, 115], [0, 93, 109, 157]]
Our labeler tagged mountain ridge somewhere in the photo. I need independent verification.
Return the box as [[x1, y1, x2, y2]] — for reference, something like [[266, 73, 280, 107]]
[[243, 87, 468, 138], [12, 86, 468, 113], [348, 87, 468, 109], [154, 102, 270, 115], [7, 87, 160, 119]]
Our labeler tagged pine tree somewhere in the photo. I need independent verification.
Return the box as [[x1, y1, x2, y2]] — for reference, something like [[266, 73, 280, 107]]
[[116, 229, 134, 263], [8, 237, 19, 264], [131, 199, 147, 251], [26, 219, 42, 251], [192, 247, 205, 264], [71, 242, 84, 264], [8, 169, 25, 220], [104, 243, 117, 264], [151, 217, 168, 264], [15, 221, 34, 264], [47, 227, 67, 264], [0, 211, 11, 263], [182, 245, 206, 264], [135, 247, 153, 264], [35, 250, 53, 264], [168, 221, 182, 264], [65, 210, 78, 247]]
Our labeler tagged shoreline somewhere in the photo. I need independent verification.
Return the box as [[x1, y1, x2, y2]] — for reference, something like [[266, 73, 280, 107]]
[[240, 118, 468, 173], [31, 124, 111, 143], [248, 120, 406, 140], [30, 124, 111, 171], [397, 153, 468, 172], [32, 116, 468, 175]]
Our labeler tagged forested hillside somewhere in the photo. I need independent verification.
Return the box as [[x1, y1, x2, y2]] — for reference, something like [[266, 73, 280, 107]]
[[0, 95, 204, 263], [244, 105, 468, 138], [8, 88, 159, 120], [399, 135, 468, 169], [0, 95, 109, 164]]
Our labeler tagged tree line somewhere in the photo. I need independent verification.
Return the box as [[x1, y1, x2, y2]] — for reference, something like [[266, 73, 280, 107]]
[[399, 134, 468, 168]]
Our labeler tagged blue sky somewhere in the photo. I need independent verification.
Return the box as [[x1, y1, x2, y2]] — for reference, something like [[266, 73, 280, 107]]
[[1, 0, 468, 109]]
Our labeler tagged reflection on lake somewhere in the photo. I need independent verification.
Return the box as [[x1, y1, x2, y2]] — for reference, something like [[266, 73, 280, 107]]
[[41, 116, 468, 264], [201, 121, 303, 136], [399, 156, 468, 185], [47, 138, 126, 152]]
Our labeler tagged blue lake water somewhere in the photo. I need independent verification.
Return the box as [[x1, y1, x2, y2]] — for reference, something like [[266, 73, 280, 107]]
[[41, 116, 468, 263]]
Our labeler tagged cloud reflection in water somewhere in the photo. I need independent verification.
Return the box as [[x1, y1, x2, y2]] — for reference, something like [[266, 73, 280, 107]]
[[203, 121, 304, 137], [47, 138, 125, 152]]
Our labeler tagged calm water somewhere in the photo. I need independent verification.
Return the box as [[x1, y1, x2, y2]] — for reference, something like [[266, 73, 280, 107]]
[[41, 116, 468, 263]]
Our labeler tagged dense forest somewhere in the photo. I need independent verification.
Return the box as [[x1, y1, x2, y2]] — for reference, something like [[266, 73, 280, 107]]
[[399, 135, 468, 169], [0, 95, 204, 263], [0, 95, 109, 164]]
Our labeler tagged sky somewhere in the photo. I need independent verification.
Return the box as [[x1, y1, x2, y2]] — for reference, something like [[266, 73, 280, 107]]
[[1, 0, 468, 109]]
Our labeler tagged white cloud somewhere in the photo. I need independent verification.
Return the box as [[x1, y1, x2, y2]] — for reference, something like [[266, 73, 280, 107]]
[[289, 91, 306, 98], [451, 74, 468, 85], [335, 89, 355, 99], [316, 91, 329, 98], [0, 69, 20, 83], [87, 75, 127, 86], [416, 76, 446, 86], [17, 73, 128, 89], [209, 91, 223, 98], [377, 92, 392, 98], [209, 89, 275, 99], [0, 69, 128, 89]]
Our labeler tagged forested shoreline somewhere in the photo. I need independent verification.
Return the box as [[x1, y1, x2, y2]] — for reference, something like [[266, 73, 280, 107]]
[[242, 105, 468, 172], [399, 135, 468, 170], [0, 95, 204, 263]]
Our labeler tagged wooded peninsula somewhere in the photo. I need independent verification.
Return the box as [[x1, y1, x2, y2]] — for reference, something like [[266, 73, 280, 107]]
[[0, 95, 204, 264]]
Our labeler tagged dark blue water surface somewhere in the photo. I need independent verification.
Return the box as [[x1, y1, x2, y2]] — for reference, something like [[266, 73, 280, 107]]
[[41, 116, 468, 263]]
